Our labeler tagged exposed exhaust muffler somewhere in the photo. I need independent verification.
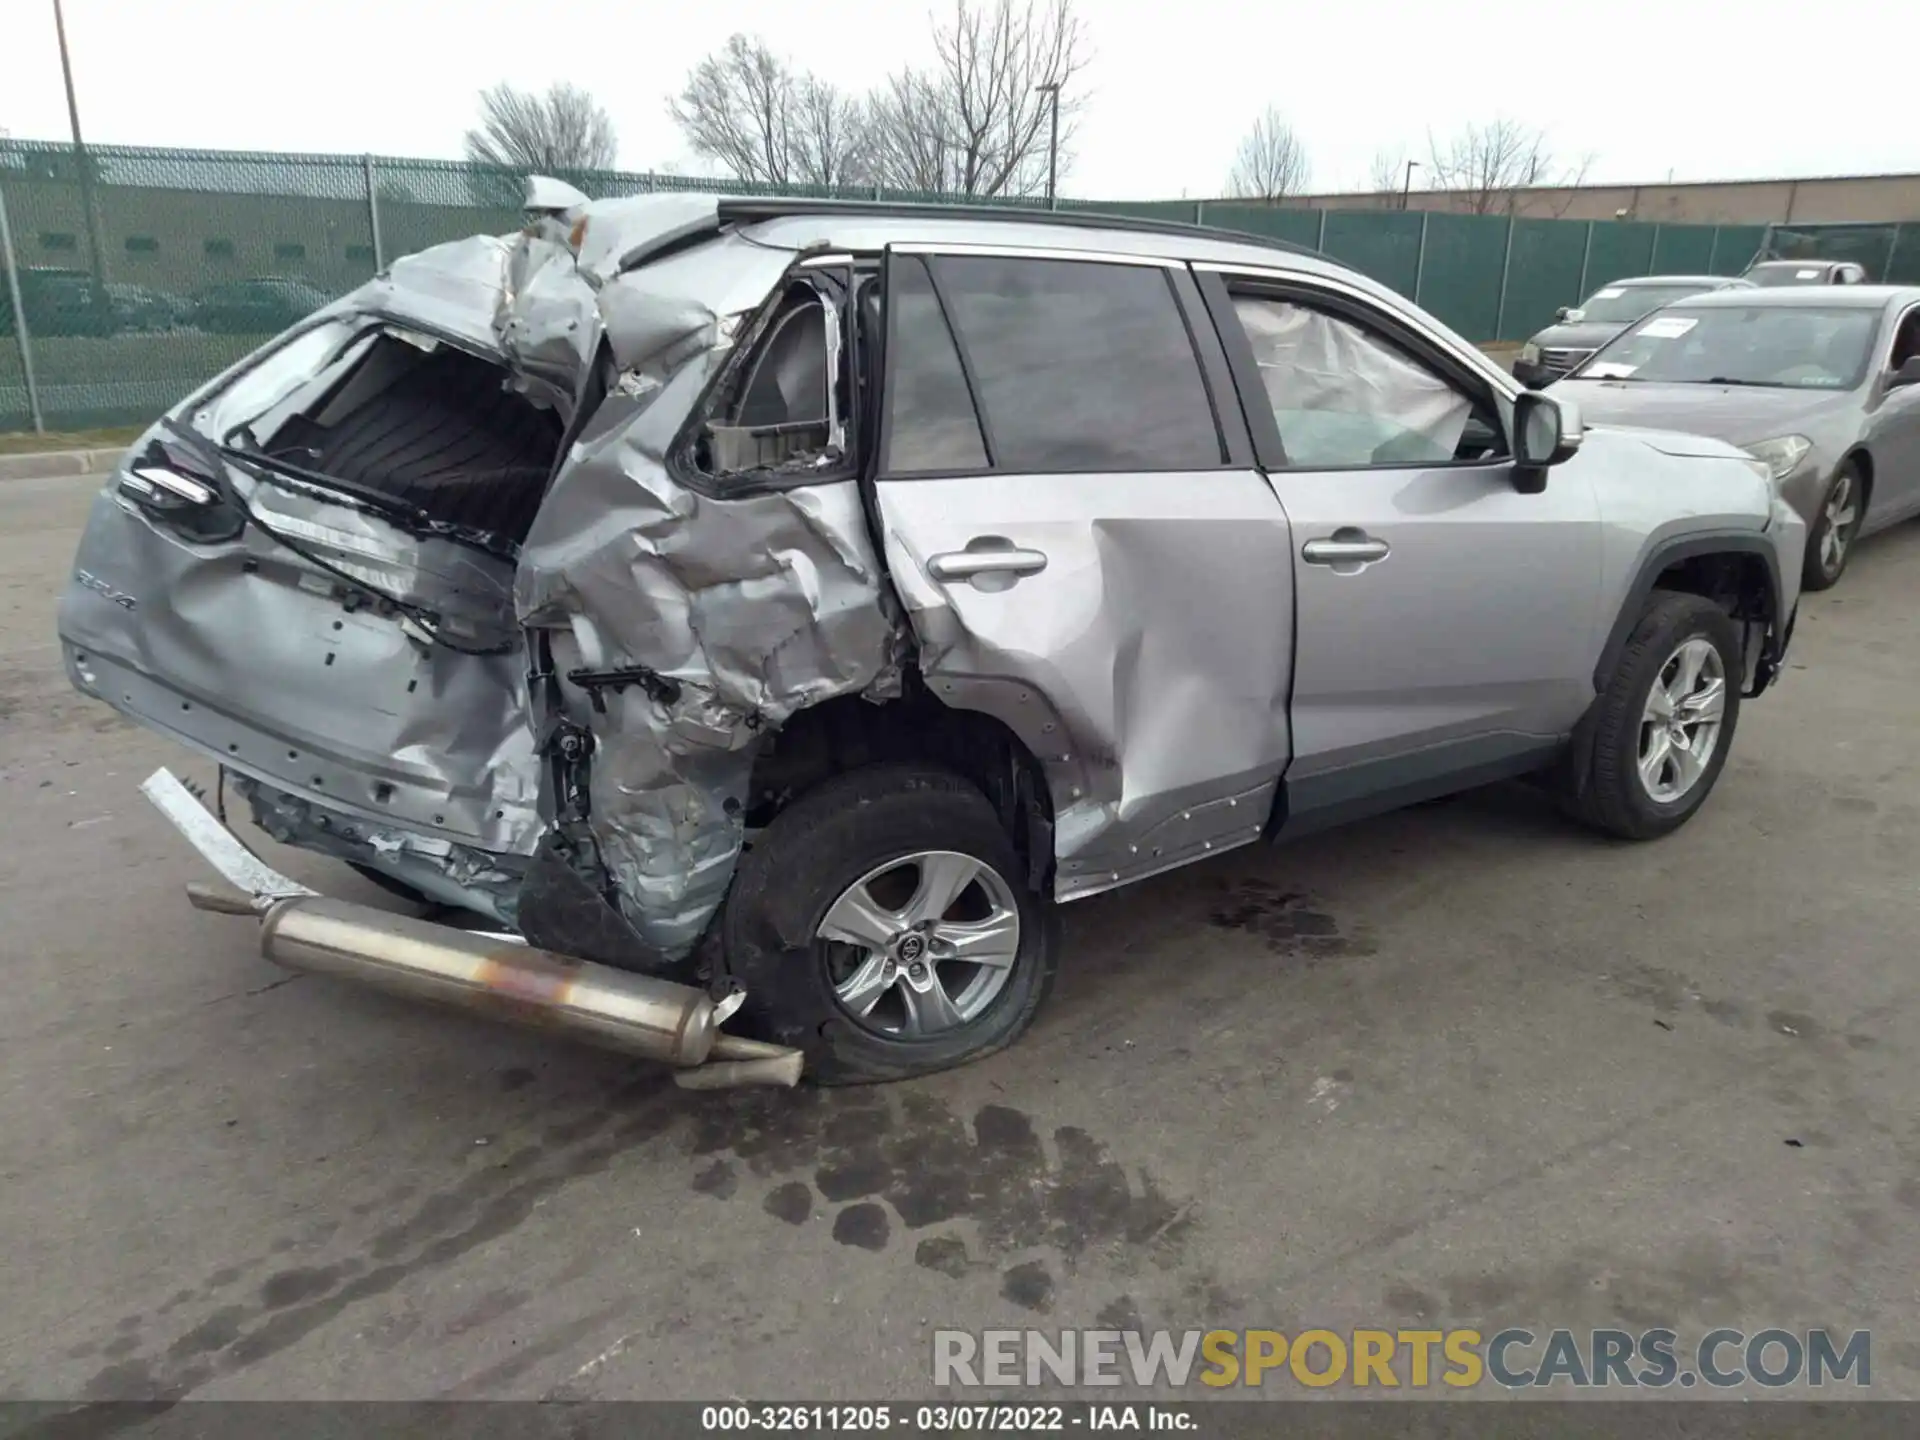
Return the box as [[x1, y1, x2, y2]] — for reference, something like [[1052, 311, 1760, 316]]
[[257, 895, 727, 1066], [146, 768, 801, 1089]]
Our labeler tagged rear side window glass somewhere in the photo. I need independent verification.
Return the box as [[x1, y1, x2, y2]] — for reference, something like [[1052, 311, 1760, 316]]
[[883, 256, 988, 474], [930, 255, 1223, 471]]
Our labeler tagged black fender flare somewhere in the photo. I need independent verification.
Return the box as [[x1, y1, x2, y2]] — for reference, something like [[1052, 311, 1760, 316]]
[[1591, 529, 1786, 698], [1563, 530, 1790, 807]]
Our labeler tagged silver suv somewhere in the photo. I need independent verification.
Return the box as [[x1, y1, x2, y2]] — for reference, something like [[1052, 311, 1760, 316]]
[[59, 188, 1805, 1084]]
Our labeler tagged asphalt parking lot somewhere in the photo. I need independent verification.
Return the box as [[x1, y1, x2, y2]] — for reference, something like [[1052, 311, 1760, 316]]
[[3, 467, 1919, 1404]]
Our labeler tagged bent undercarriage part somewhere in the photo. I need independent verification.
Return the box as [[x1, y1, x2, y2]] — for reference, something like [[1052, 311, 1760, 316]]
[[142, 768, 802, 1090]]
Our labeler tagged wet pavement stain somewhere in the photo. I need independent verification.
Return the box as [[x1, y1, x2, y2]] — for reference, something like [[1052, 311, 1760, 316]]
[[259, 1266, 347, 1309], [687, 1091, 1196, 1272], [70, 1077, 1198, 1402], [763, 1180, 812, 1225], [691, 1159, 738, 1199], [1000, 1261, 1055, 1313], [832, 1202, 891, 1251], [1204, 879, 1374, 960], [73, 1070, 684, 1402], [916, 1236, 973, 1278]]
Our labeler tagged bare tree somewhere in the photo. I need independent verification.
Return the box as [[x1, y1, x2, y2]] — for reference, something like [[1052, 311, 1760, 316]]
[[1424, 118, 1593, 216], [463, 82, 619, 175], [791, 76, 873, 187], [1224, 107, 1310, 203], [866, 0, 1091, 198], [1367, 147, 1410, 196], [669, 34, 871, 187]]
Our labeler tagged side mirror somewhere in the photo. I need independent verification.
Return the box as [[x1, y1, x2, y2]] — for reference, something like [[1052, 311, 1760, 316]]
[[1555, 306, 1585, 323], [1512, 391, 1581, 493], [1890, 356, 1920, 390]]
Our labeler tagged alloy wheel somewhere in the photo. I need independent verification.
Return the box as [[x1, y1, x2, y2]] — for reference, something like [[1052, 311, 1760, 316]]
[[815, 850, 1022, 1038], [1637, 637, 1728, 804], [1820, 469, 1859, 577]]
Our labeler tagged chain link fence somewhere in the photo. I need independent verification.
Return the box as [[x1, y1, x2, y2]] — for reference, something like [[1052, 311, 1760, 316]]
[[2, 138, 1781, 434]]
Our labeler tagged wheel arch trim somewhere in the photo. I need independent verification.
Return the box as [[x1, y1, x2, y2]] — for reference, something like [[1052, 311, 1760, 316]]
[[1593, 530, 1784, 698]]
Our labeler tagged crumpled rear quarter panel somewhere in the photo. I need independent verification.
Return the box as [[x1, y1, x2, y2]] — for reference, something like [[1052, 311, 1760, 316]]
[[515, 350, 901, 957]]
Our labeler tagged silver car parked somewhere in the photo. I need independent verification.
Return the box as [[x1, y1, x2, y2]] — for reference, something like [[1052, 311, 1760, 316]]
[[1553, 286, 1920, 589], [58, 189, 1804, 1085]]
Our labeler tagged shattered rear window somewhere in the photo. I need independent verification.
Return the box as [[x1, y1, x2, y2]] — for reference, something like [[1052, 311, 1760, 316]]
[[198, 320, 565, 548]]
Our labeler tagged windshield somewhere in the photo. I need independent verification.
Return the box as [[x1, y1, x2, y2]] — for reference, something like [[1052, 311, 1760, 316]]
[[1575, 304, 1879, 389], [1574, 284, 1713, 323]]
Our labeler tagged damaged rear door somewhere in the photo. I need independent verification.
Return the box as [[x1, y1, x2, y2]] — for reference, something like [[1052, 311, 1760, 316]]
[[870, 244, 1297, 901]]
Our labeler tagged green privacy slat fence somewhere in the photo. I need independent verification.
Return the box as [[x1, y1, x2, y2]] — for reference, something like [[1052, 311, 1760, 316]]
[[1321, 209, 1424, 296], [1417, 213, 1509, 341], [1760, 222, 1920, 285], [1197, 203, 1323, 249], [0, 137, 1875, 432], [1499, 218, 1588, 340]]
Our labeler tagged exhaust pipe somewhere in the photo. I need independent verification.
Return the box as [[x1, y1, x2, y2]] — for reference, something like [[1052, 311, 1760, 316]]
[[675, 1033, 807, 1091], [148, 768, 802, 1088], [259, 895, 727, 1067]]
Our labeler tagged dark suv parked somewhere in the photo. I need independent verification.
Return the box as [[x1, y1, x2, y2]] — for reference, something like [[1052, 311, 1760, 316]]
[[1514, 275, 1753, 387]]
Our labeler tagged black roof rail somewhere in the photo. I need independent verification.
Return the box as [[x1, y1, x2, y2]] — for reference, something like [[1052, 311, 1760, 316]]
[[713, 195, 1324, 263]]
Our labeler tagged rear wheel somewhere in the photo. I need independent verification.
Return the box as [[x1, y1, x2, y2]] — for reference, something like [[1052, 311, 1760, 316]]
[[720, 763, 1058, 1085], [1802, 461, 1863, 592]]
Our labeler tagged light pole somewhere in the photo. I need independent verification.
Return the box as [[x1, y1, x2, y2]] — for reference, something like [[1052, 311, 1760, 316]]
[[1401, 159, 1420, 211], [1035, 80, 1061, 210], [52, 0, 110, 316]]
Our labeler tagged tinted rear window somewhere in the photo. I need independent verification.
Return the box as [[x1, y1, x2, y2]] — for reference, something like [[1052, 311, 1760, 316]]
[[927, 255, 1223, 471], [882, 256, 990, 474]]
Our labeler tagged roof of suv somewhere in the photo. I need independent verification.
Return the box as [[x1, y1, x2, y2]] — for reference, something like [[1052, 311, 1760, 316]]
[[1664, 284, 1919, 309], [1609, 274, 1740, 287], [716, 196, 1363, 285]]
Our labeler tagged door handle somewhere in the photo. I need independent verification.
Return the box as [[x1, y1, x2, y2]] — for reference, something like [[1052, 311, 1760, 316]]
[[927, 544, 1049, 581], [1301, 530, 1391, 569]]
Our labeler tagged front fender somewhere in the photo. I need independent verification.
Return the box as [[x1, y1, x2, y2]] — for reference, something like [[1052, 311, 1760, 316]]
[[1593, 526, 1795, 700]]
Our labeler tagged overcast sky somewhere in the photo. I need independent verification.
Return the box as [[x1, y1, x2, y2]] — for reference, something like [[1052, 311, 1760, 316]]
[[2, 0, 1915, 200]]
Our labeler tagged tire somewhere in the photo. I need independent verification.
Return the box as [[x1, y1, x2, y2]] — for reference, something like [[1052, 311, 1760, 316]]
[[1802, 461, 1864, 592], [720, 763, 1059, 1086], [1558, 591, 1744, 841]]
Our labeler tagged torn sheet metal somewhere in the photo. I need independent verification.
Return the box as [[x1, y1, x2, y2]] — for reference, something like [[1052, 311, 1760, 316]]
[[567, 194, 723, 283], [498, 224, 600, 418], [141, 769, 316, 902], [1234, 295, 1471, 466], [60, 200, 906, 959], [515, 346, 902, 958], [339, 235, 517, 362], [235, 774, 526, 925]]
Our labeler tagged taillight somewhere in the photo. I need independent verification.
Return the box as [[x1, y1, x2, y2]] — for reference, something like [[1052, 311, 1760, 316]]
[[122, 465, 216, 507], [116, 444, 244, 543]]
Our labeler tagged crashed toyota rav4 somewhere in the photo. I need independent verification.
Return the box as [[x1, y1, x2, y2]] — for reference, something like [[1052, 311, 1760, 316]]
[[58, 183, 1804, 1086]]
